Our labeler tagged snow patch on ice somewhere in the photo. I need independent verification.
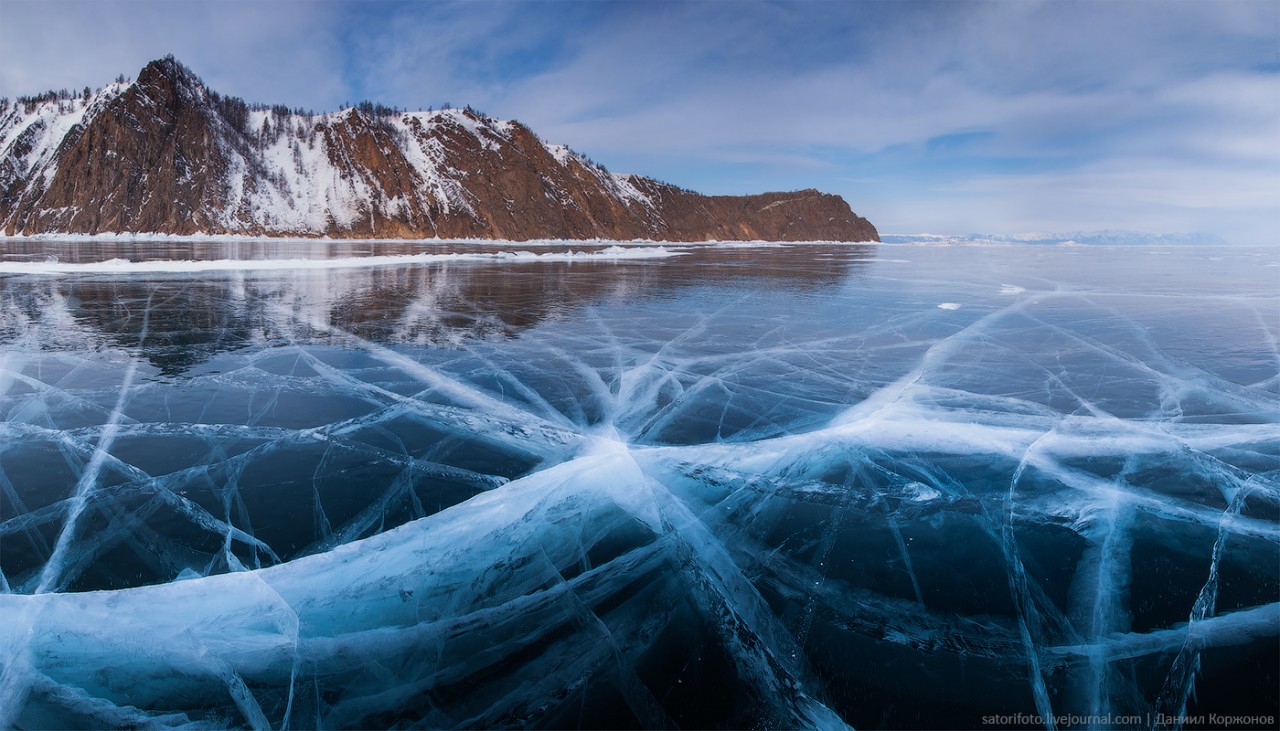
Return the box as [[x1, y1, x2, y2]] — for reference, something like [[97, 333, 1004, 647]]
[[0, 247, 686, 274]]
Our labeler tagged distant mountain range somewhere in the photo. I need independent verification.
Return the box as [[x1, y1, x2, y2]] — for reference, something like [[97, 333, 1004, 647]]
[[0, 56, 877, 242], [881, 231, 1227, 245]]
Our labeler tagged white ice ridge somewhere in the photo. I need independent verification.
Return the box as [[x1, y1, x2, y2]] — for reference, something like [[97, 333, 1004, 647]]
[[0, 439, 846, 729], [0, 246, 685, 274]]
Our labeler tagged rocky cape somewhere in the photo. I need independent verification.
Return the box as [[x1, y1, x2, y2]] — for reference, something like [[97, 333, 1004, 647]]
[[0, 57, 877, 242]]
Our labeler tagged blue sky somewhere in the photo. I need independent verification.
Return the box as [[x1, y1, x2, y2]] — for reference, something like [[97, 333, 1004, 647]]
[[1, 0, 1277, 242]]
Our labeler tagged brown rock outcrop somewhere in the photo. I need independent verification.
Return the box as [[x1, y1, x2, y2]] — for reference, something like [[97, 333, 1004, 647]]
[[0, 57, 878, 242]]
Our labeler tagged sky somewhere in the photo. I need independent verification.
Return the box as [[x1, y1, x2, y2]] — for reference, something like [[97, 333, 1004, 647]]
[[1, 0, 1277, 243]]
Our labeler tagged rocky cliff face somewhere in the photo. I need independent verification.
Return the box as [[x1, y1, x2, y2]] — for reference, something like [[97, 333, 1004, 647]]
[[0, 57, 878, 242]]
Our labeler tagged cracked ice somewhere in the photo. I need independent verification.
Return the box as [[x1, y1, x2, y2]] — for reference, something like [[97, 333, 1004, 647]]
[[0, 241, 1276, 729]]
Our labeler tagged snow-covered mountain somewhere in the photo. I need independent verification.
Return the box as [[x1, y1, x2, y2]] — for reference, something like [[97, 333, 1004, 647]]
[[0, 56, 878, 242]]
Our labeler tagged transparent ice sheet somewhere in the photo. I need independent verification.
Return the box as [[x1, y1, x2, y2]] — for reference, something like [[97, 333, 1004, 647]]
[[0, 242, 1276, 729]]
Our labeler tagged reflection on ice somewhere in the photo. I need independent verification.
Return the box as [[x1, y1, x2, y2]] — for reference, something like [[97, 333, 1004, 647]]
[[0, 243, 1276, 728]]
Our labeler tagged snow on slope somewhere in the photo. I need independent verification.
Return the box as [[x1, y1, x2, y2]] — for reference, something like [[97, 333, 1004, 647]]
[[541, 142, 653, 209], [0, 83, 129, 189], [227, 109, 383, 233], [218, 106, 653, 233], [394, 110, 485, 218]]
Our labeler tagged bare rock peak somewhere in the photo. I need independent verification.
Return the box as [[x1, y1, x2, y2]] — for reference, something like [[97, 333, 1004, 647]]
[[139, 54, 186, 80]]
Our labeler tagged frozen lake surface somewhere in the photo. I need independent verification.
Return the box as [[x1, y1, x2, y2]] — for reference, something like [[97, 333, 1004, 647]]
[[0, 240, 1276, 729]]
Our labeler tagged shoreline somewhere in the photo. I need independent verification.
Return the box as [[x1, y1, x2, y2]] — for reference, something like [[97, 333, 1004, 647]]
[[0, 232, 880, 246], [0, 233, 1241, 247]]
